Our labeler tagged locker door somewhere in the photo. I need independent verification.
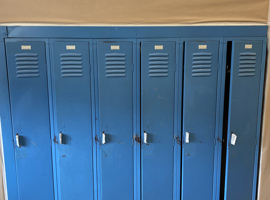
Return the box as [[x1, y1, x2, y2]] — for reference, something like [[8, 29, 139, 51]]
[[141, 42, 176, 200], [51, 42, 93, 200], [224, 41, 263, 200], [5, 41, 54, 200], [182, 41, 219, 199], [97, 42, 134, 200]]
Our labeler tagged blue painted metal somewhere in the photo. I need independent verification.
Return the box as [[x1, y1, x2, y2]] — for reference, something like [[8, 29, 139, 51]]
[[0, 27, 7, 38], [50, 41, 94, 200], [224, 40, 265, 200], [141, 41, 177, 200], [182, 41, 220, 200], [0, 25, 267, 200], [6, 26, 267, 39], [96, 41, 134, 200], [0, 41, 19, 200], [5, 41, 54, 200]]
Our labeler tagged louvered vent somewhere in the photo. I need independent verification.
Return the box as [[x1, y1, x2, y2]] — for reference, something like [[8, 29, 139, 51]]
[[192, 52, 212, 77], [238, 52, 256, 77], [105, 53, 126, 77], [149, 53, 169, 77], [61, 53, 83, 77], [15, 53, 39, 78]]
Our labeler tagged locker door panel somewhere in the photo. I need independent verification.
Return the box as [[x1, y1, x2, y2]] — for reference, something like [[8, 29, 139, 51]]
[[5, 41, 54, 200], [97, 42, 134, 200], [225, 41, 263, 200], [182, 41, 219, 199], [141, 42, 176, 200], [51, 42, 93, 200]]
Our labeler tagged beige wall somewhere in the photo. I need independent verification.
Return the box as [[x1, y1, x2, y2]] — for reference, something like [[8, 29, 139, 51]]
[[0, 0, 268, 24], [258, 2, 270, 199]]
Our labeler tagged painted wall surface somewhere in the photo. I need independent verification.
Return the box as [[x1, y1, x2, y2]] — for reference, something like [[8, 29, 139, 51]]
[[258, 4, 270, 198], [0, 0, 268, 24]]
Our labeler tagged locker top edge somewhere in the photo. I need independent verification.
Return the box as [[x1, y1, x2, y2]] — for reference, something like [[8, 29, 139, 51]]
[[0, 27, 7, 41], [5, 25, 268, 39]]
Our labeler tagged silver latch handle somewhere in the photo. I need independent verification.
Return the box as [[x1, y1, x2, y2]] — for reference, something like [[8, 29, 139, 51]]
[[185, 132, 190, 144], [16, 133, 21, 148], [59, 132, 63, 145], [102, 132, 106, 144], [231, 132, 237, 145], [144, 131, 148, 144]]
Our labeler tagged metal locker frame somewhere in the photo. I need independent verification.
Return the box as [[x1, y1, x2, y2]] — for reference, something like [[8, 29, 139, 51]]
[[139, 38, 181, 200], [0, 27, 19, 200], [93, 39, 139, 200], [4, 38, 54, 200], [49, 39, 95, 200], [0, 26, 267, 200], [181, 38, 225, 200], [223, 37, 267, 200]]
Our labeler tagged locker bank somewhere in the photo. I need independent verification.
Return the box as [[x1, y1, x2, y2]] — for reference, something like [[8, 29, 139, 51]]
[[0, 25, 267, 200]]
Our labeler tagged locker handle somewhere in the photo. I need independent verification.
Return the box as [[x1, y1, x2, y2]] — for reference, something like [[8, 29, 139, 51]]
[[16, 133, 21, 148], [102, 132, 106, 144], [59, 132, 63, 145], [231, 132, 237, 146], [185, 132, 190, 144], [144, 131, 148, 144]]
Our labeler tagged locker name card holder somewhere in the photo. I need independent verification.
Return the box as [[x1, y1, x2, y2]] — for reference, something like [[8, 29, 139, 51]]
[[111, 45, 120, 50], [66, 45, 76, 50], [21, 45, 31, 50]]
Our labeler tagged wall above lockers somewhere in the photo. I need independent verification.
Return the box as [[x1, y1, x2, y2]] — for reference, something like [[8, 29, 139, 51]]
[[0, 0, 268, 24]]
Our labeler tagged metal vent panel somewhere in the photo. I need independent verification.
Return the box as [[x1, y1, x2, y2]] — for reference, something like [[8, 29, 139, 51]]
[[238, 52, 256, 77], [60, 53, 83, 77], [192, 52, 212, 77], [149, 53, 169, 77], [15, 53, 40, 78], [105, 53, 126, 77]]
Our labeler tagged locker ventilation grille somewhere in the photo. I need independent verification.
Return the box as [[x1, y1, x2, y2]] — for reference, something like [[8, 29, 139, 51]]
[[192, 52, 212, 77], [149, 53, 169, 77], [105, 53, 126, 77], [60, 53, 83, 77], [15, 53, 40, 78], [238, 52, 256, 77]]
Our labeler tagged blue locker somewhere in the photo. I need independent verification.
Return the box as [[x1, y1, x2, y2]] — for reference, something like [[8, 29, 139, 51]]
[[224, 41, 263, 200], [51, 42, 94, 200], [141, 42, 176, 200], [96, 42, 134, 200], [5, 41, 54, 200], [182, 41, 220, 199]]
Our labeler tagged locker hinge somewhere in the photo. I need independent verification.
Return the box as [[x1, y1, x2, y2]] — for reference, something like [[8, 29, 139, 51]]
[[260, 63, 263, 71], [133, 134, 140, 145], [95, 135, 101, 145], [217, 63, 220, 71], [132, 64, 134, 72], [174, 135, 181, 145], [214, 138, 216, 145]]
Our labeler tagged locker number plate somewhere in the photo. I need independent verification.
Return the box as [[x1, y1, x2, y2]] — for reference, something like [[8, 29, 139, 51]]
[[66, 45, 76, 50], [245, 44, 253, 49], [111, 45, 120, 50], [21, 45, 31, 50], [198, 45, 207, 49], [155, 45, 163, 50]]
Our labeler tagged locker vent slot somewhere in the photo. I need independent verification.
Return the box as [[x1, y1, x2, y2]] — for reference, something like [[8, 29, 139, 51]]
[[192, 52, 212, 77], [15, 53, 40, 78], [105, 53, 126, 77], [149, 53, 169, 77], [61, 53, 83, 77], [238, 52, 256, 77]]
